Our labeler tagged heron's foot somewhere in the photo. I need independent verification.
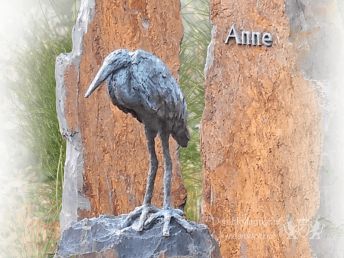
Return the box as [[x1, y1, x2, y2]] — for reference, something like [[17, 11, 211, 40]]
[[121, 204, 159, 231], [144, 207, 195, 237]]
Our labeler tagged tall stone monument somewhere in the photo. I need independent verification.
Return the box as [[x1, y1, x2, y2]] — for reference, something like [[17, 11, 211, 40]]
[[201, 0, 325, 257], [56, 0, 187, 233]]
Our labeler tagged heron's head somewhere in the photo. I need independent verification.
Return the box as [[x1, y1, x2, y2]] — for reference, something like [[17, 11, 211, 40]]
[[84, 49, 130, 98]]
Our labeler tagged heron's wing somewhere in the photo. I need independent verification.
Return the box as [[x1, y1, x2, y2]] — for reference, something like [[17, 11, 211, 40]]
[[112, 97, 142, 123], [108, 69, 142, 122], [130, 54, 187, 124]]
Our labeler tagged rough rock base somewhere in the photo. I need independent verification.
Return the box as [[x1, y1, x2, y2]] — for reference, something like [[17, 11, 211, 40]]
[[55, 215, 221, 258]]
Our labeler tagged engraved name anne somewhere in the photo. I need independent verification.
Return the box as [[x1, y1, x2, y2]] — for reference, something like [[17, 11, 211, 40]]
[[225, 24, 273, 47]]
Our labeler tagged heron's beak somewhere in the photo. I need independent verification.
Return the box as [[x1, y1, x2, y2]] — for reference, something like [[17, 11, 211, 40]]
[[85, 50, 130, 98], [84, 63, 112, 98]]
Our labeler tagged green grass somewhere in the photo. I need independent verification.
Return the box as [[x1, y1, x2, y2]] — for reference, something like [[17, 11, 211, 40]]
[[6, 0, 77, 256], [179, 0, 211, 221], [0, 168, 62, 257], [8, 12, 73, 203]]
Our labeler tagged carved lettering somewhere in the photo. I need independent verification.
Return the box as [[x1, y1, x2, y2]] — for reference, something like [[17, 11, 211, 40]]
[[262, 33, 273, 47], [225, 24, 273, 47], [241, 31, 251, 45], [251, 31, 261, 46], [225, 24, 241, 44]]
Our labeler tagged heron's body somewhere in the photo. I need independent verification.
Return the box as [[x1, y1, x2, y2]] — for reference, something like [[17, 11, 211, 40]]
[[87, 49, 189, 146], [85, 49, 193, 237]]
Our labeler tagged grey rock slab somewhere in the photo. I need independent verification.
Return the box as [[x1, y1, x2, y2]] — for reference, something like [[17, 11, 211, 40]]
[[55, 215, 221, 258]]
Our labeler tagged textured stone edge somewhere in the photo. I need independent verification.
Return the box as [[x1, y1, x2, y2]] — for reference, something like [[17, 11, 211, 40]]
[[204, 25, 216, 80], [54, 215, 221, 258], [55, 0, 95, 233]]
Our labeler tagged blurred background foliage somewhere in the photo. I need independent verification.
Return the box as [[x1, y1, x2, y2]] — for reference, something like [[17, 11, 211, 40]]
[[6, 0, 78, 256], [7, 0, 210, 256], [180, 0, 211, 221]]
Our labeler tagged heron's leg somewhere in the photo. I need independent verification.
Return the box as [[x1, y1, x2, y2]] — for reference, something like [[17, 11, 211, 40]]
[[121, 127, 159, 230], [134, 128, 159, 231], [161, 130, 176, 236], [142, 129, 195, 237], [143, 127, 159, 205], [160, 130, 172, 210]]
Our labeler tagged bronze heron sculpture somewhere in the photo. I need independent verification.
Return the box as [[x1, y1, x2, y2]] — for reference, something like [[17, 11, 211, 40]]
[[85, 49, 194, 236]]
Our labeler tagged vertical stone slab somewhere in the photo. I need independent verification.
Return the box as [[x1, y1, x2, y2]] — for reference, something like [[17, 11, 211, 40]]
[[201, 0, 322, 257], [56, 0, 186, 232]]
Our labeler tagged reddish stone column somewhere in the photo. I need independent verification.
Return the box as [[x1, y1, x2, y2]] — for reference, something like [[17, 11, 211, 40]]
[[56, 0, 186, 232], [201, 0, 321, 257]]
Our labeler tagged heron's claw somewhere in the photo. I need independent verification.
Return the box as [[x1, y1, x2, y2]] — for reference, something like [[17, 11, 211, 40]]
[[144, 208, 195, 237], [121, 204, 159, 231]]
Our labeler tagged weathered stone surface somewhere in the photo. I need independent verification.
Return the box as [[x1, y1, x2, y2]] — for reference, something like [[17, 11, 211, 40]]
[[55, 215, 221, 258], [201, 0, 323, 257], [56, 0, 187, 232]]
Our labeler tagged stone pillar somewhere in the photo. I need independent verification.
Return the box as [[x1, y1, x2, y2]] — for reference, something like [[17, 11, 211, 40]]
[[201, 0, 324, 257], [56, 0, 186, 232]]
